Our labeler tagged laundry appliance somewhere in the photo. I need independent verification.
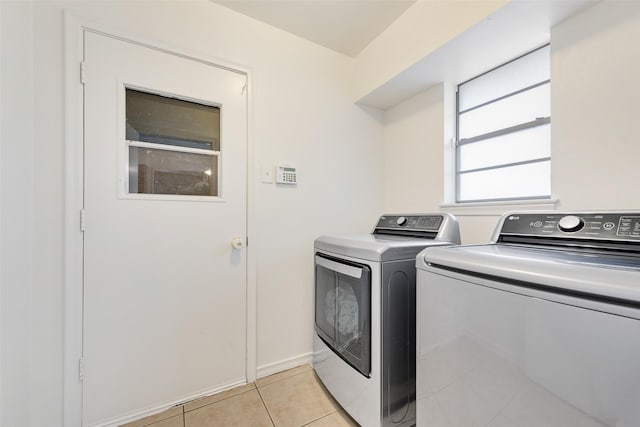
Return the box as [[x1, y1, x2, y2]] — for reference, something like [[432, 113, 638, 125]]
[[416, 211, 640, 427], [314, 214, 460, 427]]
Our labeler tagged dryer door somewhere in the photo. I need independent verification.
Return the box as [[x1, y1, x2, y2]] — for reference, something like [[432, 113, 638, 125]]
[[315, 254, 371, 377]]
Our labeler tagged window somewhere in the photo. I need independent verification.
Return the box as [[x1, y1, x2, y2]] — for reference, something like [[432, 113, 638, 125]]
[[456, 44, 550, 203], [125, 89, 220, 197]]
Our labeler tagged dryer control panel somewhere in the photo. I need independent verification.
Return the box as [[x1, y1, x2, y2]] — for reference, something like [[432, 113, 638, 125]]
[[375, 215, 443, 232], [371, 213, 460, 243], [499, 212, 640, 241]]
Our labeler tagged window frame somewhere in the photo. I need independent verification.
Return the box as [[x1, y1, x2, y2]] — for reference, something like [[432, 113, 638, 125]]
[[455, 44, 551, 204], [118, 84, 224, 202]]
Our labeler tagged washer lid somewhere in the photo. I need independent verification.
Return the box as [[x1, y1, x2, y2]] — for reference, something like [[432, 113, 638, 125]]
[[315, 234, 454, 262], [418, 244, 640, 305]]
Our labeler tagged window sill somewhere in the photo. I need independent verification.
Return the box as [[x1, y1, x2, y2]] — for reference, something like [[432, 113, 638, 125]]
[[440, 198, 558, 216]]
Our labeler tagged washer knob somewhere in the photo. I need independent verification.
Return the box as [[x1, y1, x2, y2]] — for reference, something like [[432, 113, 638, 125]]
[[558, 215, 584, 232], [396, 216, 408, 226]]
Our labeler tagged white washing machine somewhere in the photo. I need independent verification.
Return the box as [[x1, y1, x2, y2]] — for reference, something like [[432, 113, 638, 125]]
[[314, 214, 460, 427], [416, 211, 640, 427]]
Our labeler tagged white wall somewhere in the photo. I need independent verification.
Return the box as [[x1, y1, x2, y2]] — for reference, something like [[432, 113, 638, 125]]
[[551, 0, 640, 210], [382, 0, 640, 244], [7, 0, 639, 424], [382, 81, 518, 244], [382, 84, 445, 213], [353, 0, 507, 104], [1, 3, 35, 426], [1, 1, 383, 425]]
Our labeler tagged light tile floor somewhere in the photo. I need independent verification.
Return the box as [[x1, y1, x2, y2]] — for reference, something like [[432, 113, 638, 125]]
[[121, 364, 359, 427]]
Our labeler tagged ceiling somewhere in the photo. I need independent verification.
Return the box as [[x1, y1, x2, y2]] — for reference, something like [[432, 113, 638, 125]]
[[212, 0, 416, 57]]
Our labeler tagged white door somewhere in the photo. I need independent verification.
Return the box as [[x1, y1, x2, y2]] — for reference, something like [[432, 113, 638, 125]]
[[82, 32, 247, 425]]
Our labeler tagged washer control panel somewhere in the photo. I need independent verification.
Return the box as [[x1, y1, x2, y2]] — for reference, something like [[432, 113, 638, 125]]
[[375, 215, 443, 232], [500, 213, 640, 240]]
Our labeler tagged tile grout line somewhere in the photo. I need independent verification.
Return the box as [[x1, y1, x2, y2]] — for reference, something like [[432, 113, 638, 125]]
[[255, 365, 313, 390], [258, 368, 349, 427], [135, 366, 313, 426], [182, 384, 257, 414], [126, 405, 183, 427], [299, 408, 341, 427], [255, 384, 277, 427]]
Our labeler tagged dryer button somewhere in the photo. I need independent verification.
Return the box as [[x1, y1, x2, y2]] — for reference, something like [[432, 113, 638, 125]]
[[558, 215, 585, 233]]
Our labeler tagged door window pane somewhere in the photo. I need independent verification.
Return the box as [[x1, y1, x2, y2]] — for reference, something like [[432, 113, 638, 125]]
[[125, 88, 221, 197], [129, 147, 218, 196], [126, 89, 220, 150]]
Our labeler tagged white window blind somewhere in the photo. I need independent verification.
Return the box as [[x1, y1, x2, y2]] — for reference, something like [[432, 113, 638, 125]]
[[456, 44, 551, 203]]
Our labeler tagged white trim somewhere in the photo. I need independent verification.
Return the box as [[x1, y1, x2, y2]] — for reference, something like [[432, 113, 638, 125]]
[[116, 193, 226, 203], [63, 12, 256, 426], [94, 377, 247, 427], [256, 352, 314, 379], [0, 3, 3, 421], [440, 198, 558, 216], [126, 140, 220, 156], [63, 12, 85, 427], [245, 72, 257, 383], [125, 82, 224, 109], [119, 81, 224, 202], [73, 15, 252, 77]]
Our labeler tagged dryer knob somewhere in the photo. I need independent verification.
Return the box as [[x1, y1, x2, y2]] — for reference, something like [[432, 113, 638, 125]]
[[558, 215, 584, 233], [396, 216, 408, 226]]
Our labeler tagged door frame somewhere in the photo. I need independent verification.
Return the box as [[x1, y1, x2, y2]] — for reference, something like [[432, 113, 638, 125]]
[[63, 13, 256, 426]]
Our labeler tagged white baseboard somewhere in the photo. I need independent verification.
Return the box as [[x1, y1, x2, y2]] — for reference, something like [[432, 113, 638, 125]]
[[256, 352, 314, 379], [97, 378, 247, 427], [94, 353, 314, 426]]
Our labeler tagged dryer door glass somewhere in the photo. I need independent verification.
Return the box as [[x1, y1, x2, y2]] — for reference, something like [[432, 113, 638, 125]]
[[314, 254, 371, 377], [315, 265, 336, 342]]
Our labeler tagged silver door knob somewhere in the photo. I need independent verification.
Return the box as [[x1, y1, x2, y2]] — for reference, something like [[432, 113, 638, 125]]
[[231, 237, 244, 249]]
